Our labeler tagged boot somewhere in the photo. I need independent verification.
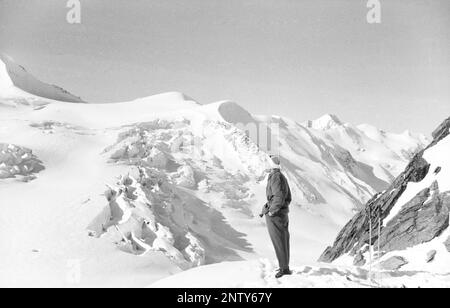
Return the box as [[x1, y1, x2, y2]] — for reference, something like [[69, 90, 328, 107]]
[[275, 268, 292, 278]]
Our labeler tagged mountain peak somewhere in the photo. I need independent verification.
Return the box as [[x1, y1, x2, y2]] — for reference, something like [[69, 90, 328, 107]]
[[200, 100, 255, 125], [133, 91, 198, 104], [308, 114, 343, 130], [217, 101, 255, 125], [0, 54, 85, 103]]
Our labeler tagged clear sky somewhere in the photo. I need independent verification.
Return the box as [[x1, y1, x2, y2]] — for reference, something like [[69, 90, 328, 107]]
[[0, 0, 448, 134]]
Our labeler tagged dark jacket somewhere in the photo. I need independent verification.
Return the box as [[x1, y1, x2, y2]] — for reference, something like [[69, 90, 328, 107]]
[[261, 168, 291, 216]]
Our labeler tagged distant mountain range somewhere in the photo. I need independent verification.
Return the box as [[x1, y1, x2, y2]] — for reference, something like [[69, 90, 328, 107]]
[[0, 56, 435, 287]]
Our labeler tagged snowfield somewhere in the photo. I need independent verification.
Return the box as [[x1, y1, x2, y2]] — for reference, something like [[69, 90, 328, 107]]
[[0, 56, 441, 288], [150, 259, 450, 288]]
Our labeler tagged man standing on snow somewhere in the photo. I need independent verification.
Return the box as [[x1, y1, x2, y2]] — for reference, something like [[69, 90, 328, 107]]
[[260, 154, 292, 278]]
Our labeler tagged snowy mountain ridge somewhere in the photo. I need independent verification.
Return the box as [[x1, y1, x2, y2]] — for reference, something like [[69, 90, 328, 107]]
[[307, 113, 343, 130], [0, 57, 433, 287], [152, 118, 450, 289], [0, 55, 85, 105], [320, 117, 450, 274]]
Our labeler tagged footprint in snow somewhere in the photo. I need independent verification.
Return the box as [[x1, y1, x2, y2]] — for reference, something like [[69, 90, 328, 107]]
[[258, 259, 281, 285]]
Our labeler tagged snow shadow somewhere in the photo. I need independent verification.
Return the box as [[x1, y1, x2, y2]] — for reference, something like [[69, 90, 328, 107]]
[[88, 172, 253, 268], [174, 188, 254, 264]]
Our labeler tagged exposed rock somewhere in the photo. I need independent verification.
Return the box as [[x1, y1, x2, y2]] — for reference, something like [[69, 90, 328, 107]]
[[431, 116, 450, 146], [380, 256, 408, 271], [353, 251, 366, 266], [361, 245, 369, 254], [319, 117, 450, 264], [405, 154, 430, 183], [318, 184, 408, 262], [376, 186, 449, 252], [443, 192, 450, 212], [426, 250, 437, 263]]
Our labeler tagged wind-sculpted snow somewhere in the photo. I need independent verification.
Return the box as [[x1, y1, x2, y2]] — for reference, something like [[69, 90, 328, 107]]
[[87, 120, 269, 268], [105, 118, 270, 178], [87, 172, 253, 269], [0, 143, 44, 181]]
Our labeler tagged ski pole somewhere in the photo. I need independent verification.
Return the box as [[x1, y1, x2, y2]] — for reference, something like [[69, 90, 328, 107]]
[[368, 205, 372, 286], [377, 208, 382, 287]]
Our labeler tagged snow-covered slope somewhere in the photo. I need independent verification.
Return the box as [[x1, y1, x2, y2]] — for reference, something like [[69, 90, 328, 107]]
[[151, 119, 449, 289], [0, 58, 430, 286], [0, 55, 85, 105], [261, 114, 428, 225], [150, 258, 450, 288], [306, 114, 428, 184]]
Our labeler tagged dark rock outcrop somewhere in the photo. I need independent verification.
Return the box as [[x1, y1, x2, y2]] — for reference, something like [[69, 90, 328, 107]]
[[353, 251, 366, 266], [319, 117, 450, 263], [431, 117, 450, 146], [376, 184, 449, 252], [319, 155, 431, 262]]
